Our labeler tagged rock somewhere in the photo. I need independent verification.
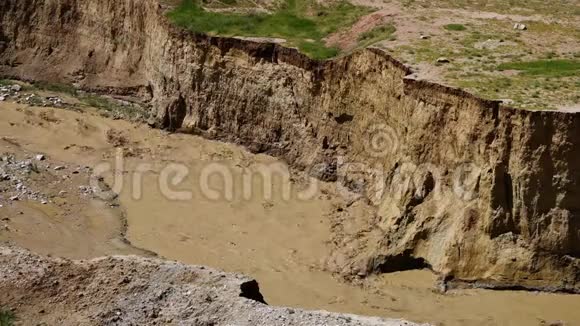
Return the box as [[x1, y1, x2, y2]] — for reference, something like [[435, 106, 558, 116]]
[[419, 35, 430, 40], [11, 84, 22, 92], [474, 39, 510, 50], [35, 154, 46, 161], [54, 166, 65, 171], [0, 96, 5, 102], [20, 161, 34, 169], [436, 57, 450, 64], [513, 23, 527, 30], [501, 99, 515, 105], [9, 195, 19, 201]]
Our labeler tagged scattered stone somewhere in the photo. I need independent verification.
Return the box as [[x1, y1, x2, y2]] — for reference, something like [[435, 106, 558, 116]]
[[79, 185, 95, 196], [419, 35, 430, 40], [20, 160, 34, 170], [47, 97, 64, 106], [513, 23, 527, 30], [54, 166, 65, 171], [35, 154, 46, 161], [436, 57, 450, 64], [474, 39, 511, 50], [0, 87, 68, 107], [9, 195, 19, 201], [501, 99, 515, 105], [0, 96, 5, 102]]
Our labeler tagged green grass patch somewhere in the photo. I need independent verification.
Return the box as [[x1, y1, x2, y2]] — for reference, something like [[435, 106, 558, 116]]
[[0, 80, 12, 87], [296, 40, 339, 59], [167, 0, 372, 59], [444, 24, 466, 31], [0, 309, 15, 326], [32, 81, 77, 95], [498, 59, 580, 77], [358, 24, 397, 47], [79, 94, 147, 121]]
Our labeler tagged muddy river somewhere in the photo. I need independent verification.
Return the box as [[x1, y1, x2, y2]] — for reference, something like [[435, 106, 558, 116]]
[[1, 101, 579, 325]]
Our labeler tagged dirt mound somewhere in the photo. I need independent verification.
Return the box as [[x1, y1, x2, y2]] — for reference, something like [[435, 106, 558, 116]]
[[0, 246, 419, 325]]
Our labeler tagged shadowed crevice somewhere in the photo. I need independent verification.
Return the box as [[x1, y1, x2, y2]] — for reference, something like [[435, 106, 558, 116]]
[[239, 280, 267, 304]]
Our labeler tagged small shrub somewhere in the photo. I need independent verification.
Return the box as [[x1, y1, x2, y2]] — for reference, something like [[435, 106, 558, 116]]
[[297, 41, 339, 60], [444, 24, 467, 31], [0, 309, 15, 326], [357, 24, 397, 46]]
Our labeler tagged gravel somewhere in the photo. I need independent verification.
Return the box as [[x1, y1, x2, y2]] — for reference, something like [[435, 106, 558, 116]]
[[0, 246, 426, 326]]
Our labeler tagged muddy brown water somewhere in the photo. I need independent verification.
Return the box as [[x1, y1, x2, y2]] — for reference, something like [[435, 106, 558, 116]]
[[1, 102, 579, 325]]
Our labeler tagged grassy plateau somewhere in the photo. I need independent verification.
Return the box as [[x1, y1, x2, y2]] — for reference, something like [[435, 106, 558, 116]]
[[167, 0, 372, 59]]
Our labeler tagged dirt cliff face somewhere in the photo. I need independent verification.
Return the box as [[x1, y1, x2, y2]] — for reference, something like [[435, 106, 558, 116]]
[[1, 0, 579, 292]]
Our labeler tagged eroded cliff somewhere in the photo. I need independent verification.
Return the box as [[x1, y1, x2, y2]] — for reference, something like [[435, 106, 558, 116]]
[[1, 0, 579, 292]]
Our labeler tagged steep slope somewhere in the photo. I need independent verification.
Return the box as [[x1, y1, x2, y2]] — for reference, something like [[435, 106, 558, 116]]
[[1, 0, 579, 292]]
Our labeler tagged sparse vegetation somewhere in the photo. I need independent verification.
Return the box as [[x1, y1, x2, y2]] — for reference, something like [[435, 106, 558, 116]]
[[498, 59, 580, 77], [444, 23, 466, 31], [391, 9, 579, 111], [2, 80, 148, 121], [32, 81, 77, 95], [402, 0, 580, 17], [358, 24, 397, 47], [0, 309, 15, 326], [168, 0, 372, 59], [80, 94, 146, 121]]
